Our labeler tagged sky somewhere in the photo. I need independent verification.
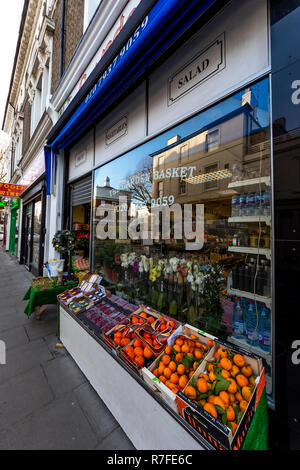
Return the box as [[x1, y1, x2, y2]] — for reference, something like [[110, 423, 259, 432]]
[[0, 0, 24, 130]]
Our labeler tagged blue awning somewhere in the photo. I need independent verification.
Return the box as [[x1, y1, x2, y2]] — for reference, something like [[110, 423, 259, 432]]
[[48, 0, 218, 151]]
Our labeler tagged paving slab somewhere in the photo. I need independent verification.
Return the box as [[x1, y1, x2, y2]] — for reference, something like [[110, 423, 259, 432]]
[[95, 426, 135, 451], [42, 356, 87, 398], [0, 392, 98, 450], [0, 326, 29, 350], [74, 382, 119, 441], [0, 339, 53, 384], [0, 367, 53, 431]]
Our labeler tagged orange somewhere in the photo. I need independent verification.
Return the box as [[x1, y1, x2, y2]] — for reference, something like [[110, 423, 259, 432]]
[[219, 391, 230, 407], [120, 337, 131, 347], [209, 370, 216, 382], [190, 334, 197, 340], [114, 337, 121, 346], [207, 339, 214, 348], [169, 361, 177, 372], [167, 320, 175, 329], [208, 395, 217, 404], [215, 348, 227, 360], [189, 371, 194, 379], [169, 383, 179, 394], [134, 347, 144, 357], [139, 312, 147, 318], [235, 392, 243, 402], [220, 357, 232, 371], [197, 378, 208, 394], [159, 375, 167, 384], [181, 344, 190, 354], [158, 364, 165, 375], [227, 378, 238, 394], [175, 338, 184, 346], [241, 386, 252, 402], [241, 365, 253, 377], [165, 345, 172, 355], [133, 338, 143, 348], [177, 364, 186, 375], [163, 367, 172, 379], [193, 361, 199, 371], [170, 373, 179, 384], [198, 373, 209, 382], [236, 374, 249, 388], [229, 393, 235, 403], [204, 403, 218, 419], [194, 349, 203, 360], [162, 355, 171, 366], [175, 353, 183, 362], [231, 365, 240, 377], [231, 422, 238, 434], [233, 354, 245, 368], [214, 396, 226, 411], [131, 316, 139, 324], [195, 342, 202, 349], [124, 345, 134, 357], [207, 363, 214, 372], [221, 369, 231, 379], [185, 385, 197, 400], [226, 406, 236, 422], [240, 400, 248, 412], [159, 323, 167, 332], [148, 316, 155, 324], [153, 368, 159, 378], [249, 375, 256, 386], [178, 375, 188, 389], [144, 347, 153, 359], [135, 356, 144, 367], [173, 344, 181, 353]]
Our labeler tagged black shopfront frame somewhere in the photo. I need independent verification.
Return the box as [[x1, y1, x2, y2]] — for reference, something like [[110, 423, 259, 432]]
[[20, 176, 47, 277]]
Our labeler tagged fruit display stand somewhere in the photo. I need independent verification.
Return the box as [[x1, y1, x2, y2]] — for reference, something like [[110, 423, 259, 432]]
[[58, 301, 269, 450], [23, 280, 78, 319]]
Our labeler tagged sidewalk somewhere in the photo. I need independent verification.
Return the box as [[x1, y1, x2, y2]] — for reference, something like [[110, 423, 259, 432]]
[[0, 248, 135, 450]]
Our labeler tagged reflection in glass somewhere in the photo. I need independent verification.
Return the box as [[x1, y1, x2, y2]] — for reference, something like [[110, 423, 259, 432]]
[[92, 78, 272, 391]]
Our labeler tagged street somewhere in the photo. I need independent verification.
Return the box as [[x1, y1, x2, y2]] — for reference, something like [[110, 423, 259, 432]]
[[0, 248, 134, 450]]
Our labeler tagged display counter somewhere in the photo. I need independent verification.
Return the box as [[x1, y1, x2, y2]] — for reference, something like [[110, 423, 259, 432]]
[[58, 301, 268, 451]]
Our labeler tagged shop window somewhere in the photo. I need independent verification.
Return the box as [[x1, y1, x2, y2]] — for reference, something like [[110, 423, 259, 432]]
[[84, 0, 102, 31], [91, 77, 273, 395]]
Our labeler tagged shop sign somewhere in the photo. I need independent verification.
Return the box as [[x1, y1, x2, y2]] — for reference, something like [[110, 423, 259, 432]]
[[59, 0, 142, 117], [0, 183, 27, 198], [105, 116, 128, 146], [168, 33, 226, 104], [75, 151, 87, 167]]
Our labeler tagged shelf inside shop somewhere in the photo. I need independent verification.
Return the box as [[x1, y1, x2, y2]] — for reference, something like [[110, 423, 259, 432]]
[[228, 176, 271, 190], [228, 246, 271, 260], [227, 335, 272, 366], [227, 287, 271, 308], [228, 215, 271, 226]]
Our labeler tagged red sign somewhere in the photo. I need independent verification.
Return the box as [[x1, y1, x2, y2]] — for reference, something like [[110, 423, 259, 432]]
[[0, 183, 28, 198]]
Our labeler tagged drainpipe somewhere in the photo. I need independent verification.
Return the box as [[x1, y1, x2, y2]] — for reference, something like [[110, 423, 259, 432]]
[[60, 0, 66, 79]]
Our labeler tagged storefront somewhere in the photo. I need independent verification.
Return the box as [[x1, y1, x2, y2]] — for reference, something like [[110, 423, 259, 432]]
[[45, 0, 300, 450], [20, 176, 46, 277]]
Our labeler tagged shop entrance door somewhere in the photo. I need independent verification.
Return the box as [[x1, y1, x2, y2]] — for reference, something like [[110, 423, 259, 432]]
[[24, 203, 33, 270]]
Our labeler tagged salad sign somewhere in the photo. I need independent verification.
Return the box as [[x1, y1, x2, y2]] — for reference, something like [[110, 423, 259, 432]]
[[0, 183, 27, 198]]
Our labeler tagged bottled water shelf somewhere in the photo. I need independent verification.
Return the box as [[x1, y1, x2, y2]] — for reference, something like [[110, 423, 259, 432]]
[[228, 216, 271, 226], [227, 335, 272, 366], [228, 246, 271, 260], [227, 287, 271, 308], [228, 176, 271, 190]]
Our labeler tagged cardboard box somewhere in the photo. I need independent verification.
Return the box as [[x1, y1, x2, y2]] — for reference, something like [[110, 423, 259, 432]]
[[141, 325, 216, 412], [176, 339, 265, 450]]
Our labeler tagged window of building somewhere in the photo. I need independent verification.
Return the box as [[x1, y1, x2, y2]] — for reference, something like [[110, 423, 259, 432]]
[[206, 129, 219, 152], [204, 163, 219, 190]]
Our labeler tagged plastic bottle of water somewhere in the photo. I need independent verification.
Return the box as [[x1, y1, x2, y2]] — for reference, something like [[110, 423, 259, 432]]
[[262, 188, 271, 216], [246, 192, 255, 216], [232, 298, 245, 339], [258, 304, 271, 352], [245, 300, 259, 347], [239, 192, 246, 216], [231, 194, 240, 217], [253, 191, 261, 216]]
